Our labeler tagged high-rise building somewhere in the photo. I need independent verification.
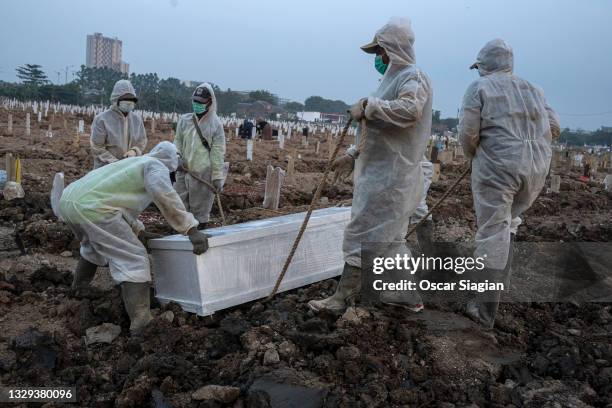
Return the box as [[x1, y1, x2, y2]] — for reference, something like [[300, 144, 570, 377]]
[[86, 33, 129, 74]]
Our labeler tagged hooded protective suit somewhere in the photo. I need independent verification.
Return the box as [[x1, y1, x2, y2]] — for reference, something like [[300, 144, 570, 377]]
[[343, 18, 433, 267], [174, 83, 226, 223], [59, 141, 199, 283], [459, 39, 560, 269], [90, 80, 148, 169]]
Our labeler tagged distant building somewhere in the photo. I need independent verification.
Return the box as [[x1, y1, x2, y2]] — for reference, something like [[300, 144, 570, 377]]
[[296, 111, 321, 122], [86, 33, 129, 74], [321, 112, 346, 124], [296, 111, 346, 124]]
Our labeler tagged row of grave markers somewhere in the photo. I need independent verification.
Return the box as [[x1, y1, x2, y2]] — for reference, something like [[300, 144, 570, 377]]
[[2, 98, 350, 139], [242, 127, 345, 163], [551, 149, 612, 172], [1, 98, 179, 123], [1, 112, 86, 143]]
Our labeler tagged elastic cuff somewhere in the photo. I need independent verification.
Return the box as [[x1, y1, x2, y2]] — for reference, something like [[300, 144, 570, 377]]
[[132, 220, 145, 235], [346, 145, 358, 158], [364, 97, 377, 120], [184, 222, 199, 236]]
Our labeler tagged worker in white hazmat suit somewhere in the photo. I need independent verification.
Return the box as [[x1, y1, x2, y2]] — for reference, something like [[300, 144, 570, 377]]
[[59, 141, 210, 333], [458, 39, 560, 328], [174, 83, 227, 226], [90, 79, 148, 169], [309, 17, 433, 313]]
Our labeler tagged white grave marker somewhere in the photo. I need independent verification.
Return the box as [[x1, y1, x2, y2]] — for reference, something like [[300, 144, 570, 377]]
[[246, 139, 253, 161]]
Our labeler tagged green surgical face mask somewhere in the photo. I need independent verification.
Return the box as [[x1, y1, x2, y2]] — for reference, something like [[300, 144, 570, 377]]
[[192, 101, 207, 115], [375, 55, 388, 75]]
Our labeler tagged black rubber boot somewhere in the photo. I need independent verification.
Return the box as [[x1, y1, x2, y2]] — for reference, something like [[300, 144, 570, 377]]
[[466, 234, 515, 329], [121, 282, 154, 334], [70, 258, 97, 296], [466, 280, 502, 329], [308, 263, 361, 313], [416, 218, 435, 256]]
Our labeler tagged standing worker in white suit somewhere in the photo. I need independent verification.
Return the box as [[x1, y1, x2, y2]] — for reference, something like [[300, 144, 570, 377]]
[[174, 83, 227, 227], [458, 39, 560, 328], [309, 17, 433, 313], [90, 79, 148, 169]]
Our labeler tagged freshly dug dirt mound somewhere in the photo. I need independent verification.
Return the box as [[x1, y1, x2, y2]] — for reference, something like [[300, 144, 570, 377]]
[[1, 110, 611, 406]]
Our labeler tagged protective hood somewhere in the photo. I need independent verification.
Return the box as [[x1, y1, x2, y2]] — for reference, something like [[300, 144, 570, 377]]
[[366, 17, 416, 66], [193, 83, 217, 115], [110, 79, 138, 103], [147, 141, 178, 172], [472, 39, 514, 77]]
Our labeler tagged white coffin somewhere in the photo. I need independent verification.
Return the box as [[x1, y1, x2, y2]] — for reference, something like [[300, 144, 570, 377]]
[[149, 207, 351, 316]]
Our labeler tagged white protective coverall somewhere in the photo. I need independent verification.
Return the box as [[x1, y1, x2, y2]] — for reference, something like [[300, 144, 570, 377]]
[[343, 17, 433, 267], [174, 83, 226, 223], [59, 142, 199, 283], [411, 156, 433, 223], [458, 39, 560, 269], [90, 80, 148, 169]]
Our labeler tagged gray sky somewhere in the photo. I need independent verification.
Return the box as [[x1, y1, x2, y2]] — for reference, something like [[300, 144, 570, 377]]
[[1, 0, 611, 130]]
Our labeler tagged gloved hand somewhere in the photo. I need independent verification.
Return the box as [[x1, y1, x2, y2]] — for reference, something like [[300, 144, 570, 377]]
[[188, 227, 210, 255], [331, 154, 355, 184], [126, 149, 138, 158], [348, 98, 368, 121], [212, 179, 224, 193], [332, 154, 355, 173], [138, 230, 163, 250]]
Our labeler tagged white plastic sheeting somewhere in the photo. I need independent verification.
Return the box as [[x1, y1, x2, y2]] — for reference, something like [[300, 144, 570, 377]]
[[149, 207, 351, 316]]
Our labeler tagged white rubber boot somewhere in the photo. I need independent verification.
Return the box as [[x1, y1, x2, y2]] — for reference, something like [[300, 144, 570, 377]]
[[308, 263, 361, 313]]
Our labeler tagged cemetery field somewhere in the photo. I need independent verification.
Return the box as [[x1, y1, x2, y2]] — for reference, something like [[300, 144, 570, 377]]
[[1, 107, 612, 406]]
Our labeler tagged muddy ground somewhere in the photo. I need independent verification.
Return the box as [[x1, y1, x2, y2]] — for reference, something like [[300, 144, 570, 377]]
[[0, 109, 611, 407]]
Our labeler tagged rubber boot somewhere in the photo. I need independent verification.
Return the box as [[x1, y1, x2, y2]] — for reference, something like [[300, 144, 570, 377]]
[[466, 234, 515, 329], [70, 258, 97, 296], [466, 282, 502, 329], [416, 218, 434, 257], [121, 282, 154, 334], [308, 263, 361, 313]]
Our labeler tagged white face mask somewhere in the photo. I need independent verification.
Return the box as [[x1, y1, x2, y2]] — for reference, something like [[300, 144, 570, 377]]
[[118, 100, 135, 113]]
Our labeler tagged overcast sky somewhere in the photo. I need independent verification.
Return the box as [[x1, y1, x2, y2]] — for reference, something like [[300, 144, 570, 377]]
[[1, 0, 611, 129]]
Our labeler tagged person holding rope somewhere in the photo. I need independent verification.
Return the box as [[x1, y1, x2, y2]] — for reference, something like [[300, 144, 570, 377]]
[[173, 83, 227, 228], [308, 17, 433, 313]]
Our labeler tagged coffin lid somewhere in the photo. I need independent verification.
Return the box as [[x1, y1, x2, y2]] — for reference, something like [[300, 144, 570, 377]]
[[149, 206, 351, 251]]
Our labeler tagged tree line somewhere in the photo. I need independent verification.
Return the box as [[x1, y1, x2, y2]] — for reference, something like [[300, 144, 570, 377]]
[[1, 64, 460, 131], [559, 128, 612, 147], [0, 64, 352, 116]]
